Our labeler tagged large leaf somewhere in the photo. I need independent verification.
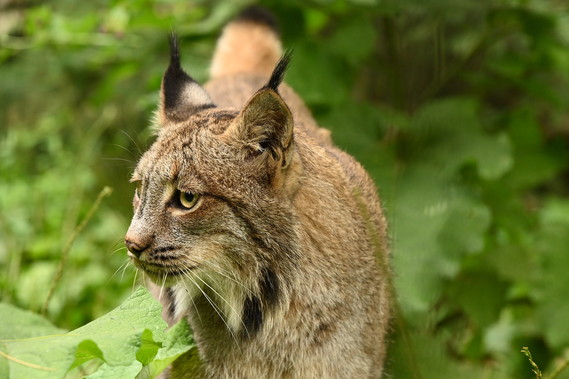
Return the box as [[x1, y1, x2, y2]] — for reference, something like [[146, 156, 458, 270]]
[[391, 98, 510, 317], [391, 165, 491, 316], [0, 286, 195, 379], [408, 98, 513, 180]]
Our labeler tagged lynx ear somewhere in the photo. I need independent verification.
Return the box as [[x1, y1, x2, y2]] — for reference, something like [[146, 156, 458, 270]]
[[222, 54, 294, 175], [159, 34, 215, 125]]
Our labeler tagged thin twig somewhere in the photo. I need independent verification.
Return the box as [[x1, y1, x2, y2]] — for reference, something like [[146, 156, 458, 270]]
[[41, 187, 113, 315], [0, 350, 54, 371]]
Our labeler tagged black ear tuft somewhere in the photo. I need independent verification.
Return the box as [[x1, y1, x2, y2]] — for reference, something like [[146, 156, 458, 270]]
[[168, 32, 182, 70], [265, 51, 292, 92], [159, 33, 215, 125], [163, 33, 196, 110]]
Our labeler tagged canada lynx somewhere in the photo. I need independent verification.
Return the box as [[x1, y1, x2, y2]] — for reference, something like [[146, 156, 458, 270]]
[[125, 7, 390, 378]]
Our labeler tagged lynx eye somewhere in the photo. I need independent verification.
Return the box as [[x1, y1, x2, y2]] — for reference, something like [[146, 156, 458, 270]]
[[178, 191, 200, 210]]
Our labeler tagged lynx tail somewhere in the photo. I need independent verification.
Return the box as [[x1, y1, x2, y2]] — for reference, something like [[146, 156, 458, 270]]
[[210, 6, 283, 79]]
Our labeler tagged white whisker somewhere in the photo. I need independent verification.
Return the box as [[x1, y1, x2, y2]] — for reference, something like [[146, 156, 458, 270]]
[[195, 274, 240, 318], [119, 130, 143, 156], [110, 258, 130, 281], [120, 260, 131, 282], [132, 267, 139, 291], [203, 261, 250, 293], [102, 157, 134, 164], [182, 269, 240, 348], [159, 273, 167, 301], [111, 260, 127, 279], [180, 277, 203, 325], [111, 246, 127, 255], [197, 272, 249, 337]]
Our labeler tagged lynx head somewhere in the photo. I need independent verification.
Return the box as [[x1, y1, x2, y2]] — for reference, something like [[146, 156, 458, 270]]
[[124, 36, 300, 334]]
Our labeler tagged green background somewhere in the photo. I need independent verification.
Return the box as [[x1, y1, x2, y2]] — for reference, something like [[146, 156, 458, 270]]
[[1, 0, 569, 377]]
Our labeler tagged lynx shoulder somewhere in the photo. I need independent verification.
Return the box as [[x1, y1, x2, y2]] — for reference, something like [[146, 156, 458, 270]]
[[125, 7, 391, 378]]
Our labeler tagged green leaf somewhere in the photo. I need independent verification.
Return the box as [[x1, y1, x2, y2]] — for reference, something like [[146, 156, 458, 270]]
[[391, 162, 491, 317], [409, 98, 513, 180], [321, 100, 386, 152], [286, 42, 352, 105], [0, 304, 65, 340], [387, 328, 488, 378], [0, 287, 194, 378], [484, 311, 517, 355], [328, 18, 376, 66], [85, 360, 143, 379], [136, 329, 161, 366], [504, 108, 566, 189], [533, 199, 569, 350], [71, 339, 105, 369], [146, 320, 197, 378], [448, 271, 508, 328]]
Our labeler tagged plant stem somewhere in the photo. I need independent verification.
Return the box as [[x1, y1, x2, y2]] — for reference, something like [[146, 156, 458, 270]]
[[41, 186, 113, 316], [547, 351, 569, 379], [522, 347, 543, 379]]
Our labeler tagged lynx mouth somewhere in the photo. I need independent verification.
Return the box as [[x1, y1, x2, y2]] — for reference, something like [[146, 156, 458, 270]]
[[129, 256, 197, 281]]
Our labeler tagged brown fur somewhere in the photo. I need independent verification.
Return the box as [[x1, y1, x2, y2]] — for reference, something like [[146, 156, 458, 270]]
[[210, 20, 282, 79], [125, 9, 390, 379]]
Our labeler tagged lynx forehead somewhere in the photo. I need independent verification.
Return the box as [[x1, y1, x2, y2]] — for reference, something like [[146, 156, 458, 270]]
[[125, 6, 390, 378]]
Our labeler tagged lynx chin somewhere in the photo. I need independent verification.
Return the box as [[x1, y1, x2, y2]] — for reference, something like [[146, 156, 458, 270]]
[[125, 7, 391, 378]]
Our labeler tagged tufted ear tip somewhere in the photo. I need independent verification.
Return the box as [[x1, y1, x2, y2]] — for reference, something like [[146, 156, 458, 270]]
[[264, 50, 292, 93], [159, 33, 215, 126], [168, 32, 182, 70]]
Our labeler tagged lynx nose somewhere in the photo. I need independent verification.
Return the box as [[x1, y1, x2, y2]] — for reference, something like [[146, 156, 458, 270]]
[[125, 237, 151, 258], [125, 221, 155, 258]]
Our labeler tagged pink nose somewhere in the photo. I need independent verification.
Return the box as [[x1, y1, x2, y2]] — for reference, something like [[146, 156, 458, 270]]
[[125, 238, 149, 258]]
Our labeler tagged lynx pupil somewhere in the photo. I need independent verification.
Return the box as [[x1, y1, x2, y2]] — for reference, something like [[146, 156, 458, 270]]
[[179, 191, 199, 209]]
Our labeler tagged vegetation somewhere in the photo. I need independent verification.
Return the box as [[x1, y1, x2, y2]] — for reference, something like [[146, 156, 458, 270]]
[[0, 287, 194, 378], [1, 0, 569, 377]]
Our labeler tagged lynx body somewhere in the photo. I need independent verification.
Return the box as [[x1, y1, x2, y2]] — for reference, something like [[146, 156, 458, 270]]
[[125, 9, 390, 378]]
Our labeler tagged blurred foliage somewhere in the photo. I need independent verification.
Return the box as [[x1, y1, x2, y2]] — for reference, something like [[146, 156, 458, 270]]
[[1, 0, 569, 377]]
